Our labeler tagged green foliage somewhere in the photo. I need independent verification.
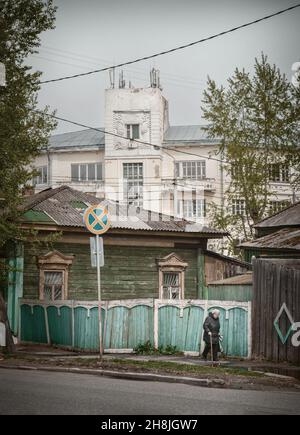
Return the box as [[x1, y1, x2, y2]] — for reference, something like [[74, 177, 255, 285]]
[[202, 54, 300, 245], [134, 341, 183, 356], [0, 0, 57, 250]]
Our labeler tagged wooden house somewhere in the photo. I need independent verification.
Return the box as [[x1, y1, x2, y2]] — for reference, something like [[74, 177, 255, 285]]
[[4, 186, 251, 337], [240, 201, 300, 262]]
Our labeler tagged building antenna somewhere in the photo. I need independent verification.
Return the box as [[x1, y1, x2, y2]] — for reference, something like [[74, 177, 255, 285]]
[[150, 68, 161, 90], [109, 67, 115, 89], [119, 70, 126, 89]]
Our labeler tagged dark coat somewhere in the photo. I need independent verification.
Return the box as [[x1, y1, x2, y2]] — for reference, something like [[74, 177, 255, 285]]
[[203, 313, 220, 344]]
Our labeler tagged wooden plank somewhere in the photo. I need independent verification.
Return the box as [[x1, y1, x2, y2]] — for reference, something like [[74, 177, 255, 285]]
[[23, 242, 199, 301], [252, 259, 300, 364]]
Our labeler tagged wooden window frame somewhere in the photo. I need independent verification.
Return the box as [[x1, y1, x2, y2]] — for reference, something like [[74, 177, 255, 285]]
[[37, 251, 74, 301], [42, 270, 64, 301], [157, 253, 188, 300]]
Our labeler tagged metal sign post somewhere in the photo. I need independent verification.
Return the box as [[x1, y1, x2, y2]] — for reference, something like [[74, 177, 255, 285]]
[[83, 204, 111, 359], [96, 235, 103, 357]]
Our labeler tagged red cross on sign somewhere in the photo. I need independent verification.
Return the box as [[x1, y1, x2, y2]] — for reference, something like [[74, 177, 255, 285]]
[[83, 204, 111, 235]]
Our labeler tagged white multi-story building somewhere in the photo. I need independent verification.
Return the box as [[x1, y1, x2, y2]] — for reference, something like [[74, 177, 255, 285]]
[[32, 76, 299, 225]]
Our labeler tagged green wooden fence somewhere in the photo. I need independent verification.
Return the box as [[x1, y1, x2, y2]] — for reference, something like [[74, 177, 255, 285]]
[[19, 298, 251, 357], [207, 285, 253, 302]]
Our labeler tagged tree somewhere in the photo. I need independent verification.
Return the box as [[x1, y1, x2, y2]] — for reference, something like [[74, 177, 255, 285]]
[[0, 0, 57, 351], [202, 54, 300, 251]]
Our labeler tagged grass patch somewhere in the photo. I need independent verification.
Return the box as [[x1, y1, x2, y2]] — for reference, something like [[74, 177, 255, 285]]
[[0, 353, 264, 379], [134, 341, 183, 356], [108, 358, 264, 378]]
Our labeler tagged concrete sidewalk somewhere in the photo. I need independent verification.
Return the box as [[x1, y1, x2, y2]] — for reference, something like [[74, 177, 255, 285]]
[[7, 344, 300, 381]]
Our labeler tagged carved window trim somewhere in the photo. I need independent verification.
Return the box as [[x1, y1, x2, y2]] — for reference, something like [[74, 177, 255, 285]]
[[37, 251, 74, 301], [157, 253, 188, 300]]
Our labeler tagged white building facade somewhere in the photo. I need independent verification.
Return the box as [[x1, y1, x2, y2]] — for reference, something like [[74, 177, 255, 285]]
[[31, 81, 299, 226]]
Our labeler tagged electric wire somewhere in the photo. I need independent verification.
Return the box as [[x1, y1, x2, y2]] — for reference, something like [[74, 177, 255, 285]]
[[39, 4, 300, 84]]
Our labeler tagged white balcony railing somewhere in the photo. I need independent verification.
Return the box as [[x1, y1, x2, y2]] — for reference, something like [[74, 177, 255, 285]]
[[162, 178, 216, 192]]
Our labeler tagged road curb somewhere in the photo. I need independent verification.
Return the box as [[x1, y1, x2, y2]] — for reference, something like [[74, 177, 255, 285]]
[[0, 364, 227, 389]]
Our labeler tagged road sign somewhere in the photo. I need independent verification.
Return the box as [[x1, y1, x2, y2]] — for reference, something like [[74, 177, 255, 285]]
[[83, 204, 110, 358], [83, 204, 110, 235], [90, 236, 104, 268]]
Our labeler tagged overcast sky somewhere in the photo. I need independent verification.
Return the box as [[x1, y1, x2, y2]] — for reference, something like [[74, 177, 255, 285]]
[[28, 0, 300, 134]]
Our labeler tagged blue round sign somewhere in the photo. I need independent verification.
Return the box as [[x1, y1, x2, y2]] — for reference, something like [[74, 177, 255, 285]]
[[83, 204, 111, 235]]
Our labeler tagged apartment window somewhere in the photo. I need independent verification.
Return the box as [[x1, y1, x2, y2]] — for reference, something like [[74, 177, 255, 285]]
[[71, 163, 103, 182], [232, 199, 246, 216], [231, 165, 243, 181], [38, 251, 74, 301], [126, 124, 140, 140], [175, 161, 206, 180], [34, 166, 48, 185], [269, 164, 290, 183], [123, 163, 144, 207], [178, 199, 206, 220], [269, 200, 291, 214]]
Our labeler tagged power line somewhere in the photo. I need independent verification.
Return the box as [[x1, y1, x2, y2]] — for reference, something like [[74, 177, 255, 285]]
[[33, 110, 229, 165], [47, 174, 234, 188], [36, 47, 207, 85], [39, 4, 300, 85], [32, 54, 205, 91], [44, 167, 295, 199], [37, 110, 300, 176]]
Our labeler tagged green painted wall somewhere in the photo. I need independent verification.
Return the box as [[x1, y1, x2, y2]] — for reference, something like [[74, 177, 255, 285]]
[[207, 285, 252, 302], [23, 242, 199, 301], [243, 248, 300, 263]]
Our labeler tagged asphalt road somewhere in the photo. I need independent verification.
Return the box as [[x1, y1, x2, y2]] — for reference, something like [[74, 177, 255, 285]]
[[0, 368, 299, 415]]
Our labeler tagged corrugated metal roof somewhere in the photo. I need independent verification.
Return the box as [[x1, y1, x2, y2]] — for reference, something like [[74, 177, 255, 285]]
[[46, 125, 220, 151], [204, 250, 252, 269], [21, 186, 225, 236], [163, 125, 220, 144], [185, 224, 227, 234], [240, 228, 300, 251], [209, 272, 253, 286], [48, 128, 105, 150], [254, 202, 300, 229]]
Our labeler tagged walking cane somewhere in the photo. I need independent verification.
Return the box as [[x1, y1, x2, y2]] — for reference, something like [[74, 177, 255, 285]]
[[210, 333, 214, 367]]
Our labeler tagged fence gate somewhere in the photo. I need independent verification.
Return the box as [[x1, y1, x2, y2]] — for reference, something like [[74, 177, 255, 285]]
[[155, 300, 251, 357], [253, 259, 300, 364]]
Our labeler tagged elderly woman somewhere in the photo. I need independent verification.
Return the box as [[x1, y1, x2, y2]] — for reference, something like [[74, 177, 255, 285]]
[[202, 309, 221, 362]]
